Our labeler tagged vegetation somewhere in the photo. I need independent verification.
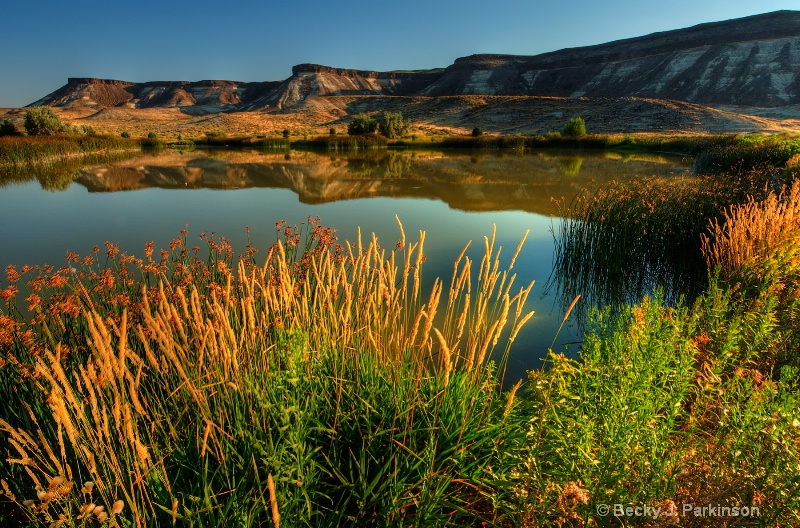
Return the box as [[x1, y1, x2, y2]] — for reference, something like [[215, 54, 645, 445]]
[[378, 111, 409, 139], [146, 131, 157, 139], [2, 132, 800, 525], [550, 169, 772, 309], [561, 116, 587, 137], [0, 135, 136, 167], [347, 113, 377, 135], [296, 134, 388, 151], [0, 220, 534, 526], [472, 127, 483, 137], [282, 128, 290, 139], [0, 120, 18, 137], [24, 107, 67, 136]]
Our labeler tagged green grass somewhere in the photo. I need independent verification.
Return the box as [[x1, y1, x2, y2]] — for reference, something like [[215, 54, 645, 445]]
[[550, 170, 771, 311], [293, 135, 389, 151], [0, 135, 137, 166]]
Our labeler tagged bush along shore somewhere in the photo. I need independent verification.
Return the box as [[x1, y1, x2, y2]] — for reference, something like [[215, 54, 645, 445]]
[[1, 175, 800, 526]]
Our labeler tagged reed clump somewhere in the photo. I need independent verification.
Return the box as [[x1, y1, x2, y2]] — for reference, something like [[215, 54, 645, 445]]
[[551, 172, 765, 310], [0, 219, 534, 526], [298, 134, 389, 151], [703, 180, 800, 277], [0, 135, 136, 167]]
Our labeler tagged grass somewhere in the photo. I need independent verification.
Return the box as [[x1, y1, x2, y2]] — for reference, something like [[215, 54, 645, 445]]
[[550, 169, 772, 311], [0, 135, 137, 167], [293, 135, 389, 151], [2, 145, 800, 525], [2, 211, 799, 526], [0, 219, 534, 526]]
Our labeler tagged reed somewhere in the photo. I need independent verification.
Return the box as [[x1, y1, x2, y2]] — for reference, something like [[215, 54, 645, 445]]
[[703, 180, 800, 276], [0, 219, 533, 526], [0, 135, 136, 167], [296, 135, 389, 151]]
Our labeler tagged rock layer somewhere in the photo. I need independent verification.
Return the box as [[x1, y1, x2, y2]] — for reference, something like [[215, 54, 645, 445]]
[[30, 11, 800, 113]]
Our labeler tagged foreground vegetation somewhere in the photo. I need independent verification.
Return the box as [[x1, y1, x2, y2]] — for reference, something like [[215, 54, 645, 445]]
[[2, 128, 800, 525], [2, 174, 800, 525]]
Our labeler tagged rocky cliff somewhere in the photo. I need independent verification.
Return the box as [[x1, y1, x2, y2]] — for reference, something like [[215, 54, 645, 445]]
[[30, 10, 800, 112]]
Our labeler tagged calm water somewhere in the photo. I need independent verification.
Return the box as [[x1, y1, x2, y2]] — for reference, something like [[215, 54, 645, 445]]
[[0, 148, 692, 383]]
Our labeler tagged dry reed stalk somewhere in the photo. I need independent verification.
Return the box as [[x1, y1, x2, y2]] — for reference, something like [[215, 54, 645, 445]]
[[268, 473, 280, 528]]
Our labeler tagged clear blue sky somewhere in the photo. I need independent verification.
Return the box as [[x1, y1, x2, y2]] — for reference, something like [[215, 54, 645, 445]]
[[1, 0, 797, 107]]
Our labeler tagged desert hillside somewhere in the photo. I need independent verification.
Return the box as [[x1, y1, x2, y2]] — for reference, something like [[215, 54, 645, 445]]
[[6, 10, 800, 136]]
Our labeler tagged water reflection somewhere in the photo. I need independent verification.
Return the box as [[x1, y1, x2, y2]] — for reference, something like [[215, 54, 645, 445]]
[[0, 148, 693, 383], [70, 149, 691, 216]]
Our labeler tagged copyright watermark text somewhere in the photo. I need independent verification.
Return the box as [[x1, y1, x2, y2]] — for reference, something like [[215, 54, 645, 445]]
[[595, 502, 760, 519]]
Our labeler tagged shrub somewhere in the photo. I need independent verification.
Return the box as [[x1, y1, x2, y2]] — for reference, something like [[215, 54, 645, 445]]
[[561, 117, 587, 137], [120, 130, 131, 139], [348, 113, 377, 135], [472, 127, 483, 137], [283, 128, 290, 139], [0, 119, 18, 137], [24, 107, 66, 136], [147, 131, 157, 139], [72, 124, 95, 136], [329, 127, 336, 135], [378, 111, 409, 139]]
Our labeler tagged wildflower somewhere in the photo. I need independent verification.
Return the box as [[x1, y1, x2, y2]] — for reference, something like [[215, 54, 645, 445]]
[[111, 500, 125, 514], [96, 511, 108, 522], [104, 242, 119, 258], [0, 286, 17, 301], [5, 265, 19, 283], [26, 294, 42, 311], [81, 481, 94, 494]]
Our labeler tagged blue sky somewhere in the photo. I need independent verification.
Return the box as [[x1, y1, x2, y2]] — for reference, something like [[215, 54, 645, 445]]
[[0, 0, 797, 107]]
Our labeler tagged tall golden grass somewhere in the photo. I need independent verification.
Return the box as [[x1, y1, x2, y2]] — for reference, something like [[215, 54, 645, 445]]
[[0, 219, 533, 525], [702, 180, 800, 276]]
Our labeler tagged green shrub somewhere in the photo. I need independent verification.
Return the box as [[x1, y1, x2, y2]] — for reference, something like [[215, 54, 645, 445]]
[[283, 128, 290, 139], [72, 124, 95, 136], [348, 113, 377, 135], [147, 131, 158, 139], [378, 111, 408, 138], [120, 130, 131, 139], [0, 119, 18, 137], [24, 107, 67, 136], [471, 127, 483, 137], [561, 117, 587, 137]]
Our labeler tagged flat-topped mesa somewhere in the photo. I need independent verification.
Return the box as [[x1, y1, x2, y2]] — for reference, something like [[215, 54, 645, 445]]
[[424, 10, 800, 105], [291, 63, 444, 80], [66, 77, 136, 86], [29, 10, 800, 110]]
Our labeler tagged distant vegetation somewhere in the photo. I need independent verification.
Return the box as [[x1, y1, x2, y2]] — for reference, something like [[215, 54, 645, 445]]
[[347, 113, 378, 135], [561, 116, 587, 137], [24, 107, 67, 136], [378, 111, 409, 139], [0, 119, 18, 137]]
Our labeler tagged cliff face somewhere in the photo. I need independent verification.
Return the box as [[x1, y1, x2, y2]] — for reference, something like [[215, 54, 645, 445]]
[[422, 11, 800, 106], [30, 10, 800, 112]]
